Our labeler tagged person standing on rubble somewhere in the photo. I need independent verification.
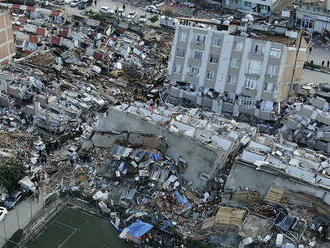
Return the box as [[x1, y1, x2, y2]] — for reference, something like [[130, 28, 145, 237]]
[[327, 60, 330, 67], [123, 4, 125, 11], [94, 0, 97, 6], [322, 60, 325, 67]]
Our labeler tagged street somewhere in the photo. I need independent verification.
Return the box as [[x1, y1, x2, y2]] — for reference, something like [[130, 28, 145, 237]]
[[302, 69, 330, 85], [63, 0, 161, 26]]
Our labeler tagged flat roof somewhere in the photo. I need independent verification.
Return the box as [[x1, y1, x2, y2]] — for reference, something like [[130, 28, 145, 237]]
[[178, 24, 298, 46]]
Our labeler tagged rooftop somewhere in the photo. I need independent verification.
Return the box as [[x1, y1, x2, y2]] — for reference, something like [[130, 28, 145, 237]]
[[177, 24, 300, 46]]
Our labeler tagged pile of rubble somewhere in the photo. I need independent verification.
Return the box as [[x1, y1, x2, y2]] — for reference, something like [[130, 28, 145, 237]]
[[280, 96, 330, 153]]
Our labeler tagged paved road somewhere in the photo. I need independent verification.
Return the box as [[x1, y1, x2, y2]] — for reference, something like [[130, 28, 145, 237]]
[[0, 194, 44, 246], [302, 69, 330, 85], [307, 45, 330, 67], [64, 0, 160, 26]]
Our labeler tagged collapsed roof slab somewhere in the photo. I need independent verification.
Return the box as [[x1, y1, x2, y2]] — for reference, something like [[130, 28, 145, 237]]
[[225, 162, 330, 206], [95, 108, 224, 189]]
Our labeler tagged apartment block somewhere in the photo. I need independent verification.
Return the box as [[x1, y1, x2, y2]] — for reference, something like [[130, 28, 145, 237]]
[[0, 11, 15, 66], [224, 0, 278, 16], [167, 25, 307, 121], [296, 0, 330, 34]]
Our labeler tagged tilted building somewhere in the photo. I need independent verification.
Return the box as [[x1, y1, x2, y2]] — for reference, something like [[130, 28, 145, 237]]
[[166, 25, 307, 121], [0, 10, 15, 66]]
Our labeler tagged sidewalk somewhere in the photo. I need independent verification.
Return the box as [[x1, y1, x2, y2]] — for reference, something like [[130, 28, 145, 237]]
[[306, 45, 330, 68]]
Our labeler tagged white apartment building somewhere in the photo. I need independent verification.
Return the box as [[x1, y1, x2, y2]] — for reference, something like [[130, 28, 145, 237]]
[[166, 25, 307, 121], [224, 0, 279, 16]]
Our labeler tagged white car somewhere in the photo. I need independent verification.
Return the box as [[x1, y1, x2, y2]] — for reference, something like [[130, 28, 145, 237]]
[[100, 7, 110, 14], [145, 5, 160, 14], [0, 207, 7, 222], [64, 0, 73, 5], [33, 140, 46, 151], [127, 11, 136, 20], [70, 0, 80, 7], [139, 14, 147, 23]]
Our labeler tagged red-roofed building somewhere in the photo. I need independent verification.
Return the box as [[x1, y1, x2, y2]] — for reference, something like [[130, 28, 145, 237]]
[[51, 36, 61, 45], [29, 35, 39, 43], [93, 51, 104, 61], [36, 28, 46, 36]]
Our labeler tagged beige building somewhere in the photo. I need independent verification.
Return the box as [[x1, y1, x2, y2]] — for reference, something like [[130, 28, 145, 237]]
[[0, 10, 15, 66], [166, 25, 307, 121]]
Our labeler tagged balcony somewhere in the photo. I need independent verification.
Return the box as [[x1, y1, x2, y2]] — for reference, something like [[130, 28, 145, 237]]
[[191, 41, 205, 50]]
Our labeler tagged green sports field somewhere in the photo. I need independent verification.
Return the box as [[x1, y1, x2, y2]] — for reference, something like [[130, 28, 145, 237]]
[[26, 207, 128, 248]]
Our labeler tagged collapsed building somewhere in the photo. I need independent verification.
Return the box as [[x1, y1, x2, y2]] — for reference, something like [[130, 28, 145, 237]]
[[280, 96, 330, 153], [94, 101, 256, 189], [0, 1, 329, 247]]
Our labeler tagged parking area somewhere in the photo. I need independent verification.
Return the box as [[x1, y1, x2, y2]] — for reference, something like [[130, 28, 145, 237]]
[[63, 0, 161, 26]]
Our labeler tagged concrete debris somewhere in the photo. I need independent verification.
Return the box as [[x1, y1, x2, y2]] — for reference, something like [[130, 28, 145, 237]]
[[0, 1, 329, 247]]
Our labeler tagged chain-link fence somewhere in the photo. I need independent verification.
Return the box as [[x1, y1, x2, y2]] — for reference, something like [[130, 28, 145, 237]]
[[0, 187, 63, 248]]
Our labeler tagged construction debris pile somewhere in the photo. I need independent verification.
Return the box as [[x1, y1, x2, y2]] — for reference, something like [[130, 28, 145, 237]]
[[0, 62, 106, 133], [239, 134, 330, 190], [111, 101, 256, 152], [280, 96, 330, 153]]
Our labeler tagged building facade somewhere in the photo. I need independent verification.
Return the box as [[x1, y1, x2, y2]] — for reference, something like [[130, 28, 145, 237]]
[[224, 0, 278, 16], [166, 25, 307, 121], [0, 11, 15, 66], [296, 0, 330, 34]]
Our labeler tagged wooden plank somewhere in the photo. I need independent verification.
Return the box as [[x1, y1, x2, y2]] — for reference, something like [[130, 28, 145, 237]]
[[265, 186, 284, 204]]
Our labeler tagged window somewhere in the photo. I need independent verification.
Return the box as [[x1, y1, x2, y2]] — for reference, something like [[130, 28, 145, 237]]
[[196, 35, 206, 44], [176, 49, 185, 57], [244, 77, 257, 90], [227, 74, 237, 84], [231, 58, 241, 68], [209, 54, 219, 63], [189, 67, 199, 77], [180, 32, 188, 42], [244, 1, 251, 7], [233, 41, 243, 52], [264, 83, 274, 92], [270, 48, 281, 58], [247, 60, 262, 74], [240, 96, 255, 106], [194, 51, 203, 60], [213, 38, 221, 47], [267, 65, 279, 77], [252, 44, 263, 55], [206, 71, 215, 80], [173, 63, 182, 73]]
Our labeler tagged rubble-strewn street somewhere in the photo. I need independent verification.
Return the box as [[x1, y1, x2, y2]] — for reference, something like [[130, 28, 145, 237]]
[[0, 0, 329, 247]]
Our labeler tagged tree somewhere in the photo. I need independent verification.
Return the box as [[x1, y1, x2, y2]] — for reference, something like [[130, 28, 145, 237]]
[[0, 156, 26, 193], [149, 15, 159, 23], [162, 9, 175, 17]]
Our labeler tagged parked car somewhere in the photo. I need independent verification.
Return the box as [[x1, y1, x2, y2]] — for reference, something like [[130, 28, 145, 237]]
[[108, 9, 115, 15], [64, 0, 73, 5], [33, 140, 46, 151], [4, 191, 23, 210], [139, 14, 147, 23], [100, 6, 110, 14], [145, 5, 160, 14], [70, 0, 80, 7], [127, 11, 136, 20]]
